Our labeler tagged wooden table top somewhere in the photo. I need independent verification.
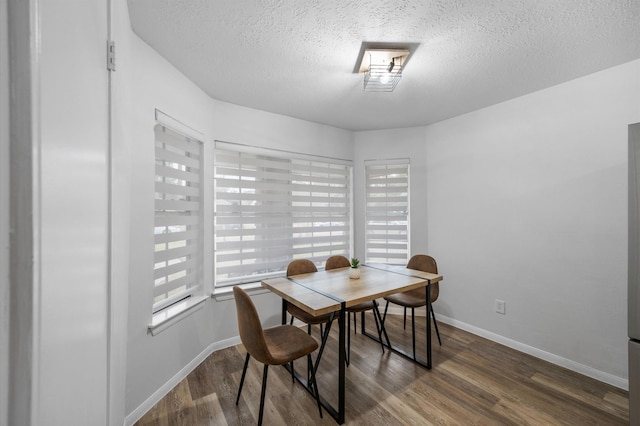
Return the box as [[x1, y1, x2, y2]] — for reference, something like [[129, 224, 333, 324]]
[[262, 264, 443, 316], [260, 277, 342, 316]]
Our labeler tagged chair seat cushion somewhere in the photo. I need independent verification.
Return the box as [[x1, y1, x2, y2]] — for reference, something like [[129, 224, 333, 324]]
[[287, 303, 334, 325], [384, 288, 427, 308], [263, 325, 319, 365], [347, 301, 376, 313]]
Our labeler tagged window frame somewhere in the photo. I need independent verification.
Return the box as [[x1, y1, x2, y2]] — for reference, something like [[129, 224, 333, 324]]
[[364, 158, 410, 265], [213, 140, 353, 290], [149, 111, 210, 334]]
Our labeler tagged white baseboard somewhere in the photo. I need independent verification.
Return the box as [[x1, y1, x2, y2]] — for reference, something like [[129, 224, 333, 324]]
[[124, 336, 241, 426], [126, 309, 628, 426], [386, 305, 627, 390], [433, 314, 628, 391]]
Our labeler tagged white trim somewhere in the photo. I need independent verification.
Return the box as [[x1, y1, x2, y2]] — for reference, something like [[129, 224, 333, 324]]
[[123, 336, 241, 426], [154, 109, 204, 142], [214, 139, 352, 166], [133, 305, 628, 426], [364, 157, 410, 166], [384, 307, 628, 390], [107, 2, 130, 424], [435, 314, 629, 391], [0, 0, 9, 423], [148, 296, 208, 336], [211, 282, 270, 301], [6, 0, 41, 424]]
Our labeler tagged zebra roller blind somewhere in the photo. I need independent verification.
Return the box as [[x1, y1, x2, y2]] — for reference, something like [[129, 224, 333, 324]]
[[153, 125, 203, 312], [214, 141, 352, 286], [365, 159, 410, 264]]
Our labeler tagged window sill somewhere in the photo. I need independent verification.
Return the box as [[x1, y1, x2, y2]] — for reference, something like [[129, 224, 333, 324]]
[[211, 282, 271, 301], [148, 295, 208, 336]]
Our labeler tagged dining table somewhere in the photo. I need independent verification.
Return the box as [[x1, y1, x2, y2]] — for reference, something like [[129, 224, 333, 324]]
[[262, 263, 443, 424]]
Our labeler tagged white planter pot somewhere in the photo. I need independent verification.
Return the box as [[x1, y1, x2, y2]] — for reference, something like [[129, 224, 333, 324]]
[[349, 268, 360, 279]]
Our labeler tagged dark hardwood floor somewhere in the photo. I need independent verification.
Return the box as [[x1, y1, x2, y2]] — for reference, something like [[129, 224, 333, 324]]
[[135, 313, 629, 425]]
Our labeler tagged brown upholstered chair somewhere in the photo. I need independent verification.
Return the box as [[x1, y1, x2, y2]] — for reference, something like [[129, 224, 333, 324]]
[[383, 254, 442, 356], [285, 258, 342, 381], [324, 254, 351, 271], [325, 255, 386, 365], [286, 259, 334, 335], [233, 286, 322, 425]]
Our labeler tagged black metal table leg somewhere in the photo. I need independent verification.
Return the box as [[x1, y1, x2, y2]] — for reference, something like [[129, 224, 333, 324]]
[[362, 281, 433, 370], [425, 283, 432, 368], [281, 299, 287, 325], [337, 302, 346, 424], [282, 307, 346, 424]]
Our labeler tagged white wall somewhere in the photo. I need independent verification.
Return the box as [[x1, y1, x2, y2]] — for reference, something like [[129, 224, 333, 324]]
[[353, 61, 639, 388], [353, 126, 429, 260], [424, 60, 640, 386], [115, 3, 353, 420], [110, 2, 130, 424]]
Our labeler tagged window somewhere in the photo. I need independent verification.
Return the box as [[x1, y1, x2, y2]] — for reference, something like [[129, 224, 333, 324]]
[[214, 141, 352, 287], [153, 124, 203, 313], [364, 159, 410, 264]]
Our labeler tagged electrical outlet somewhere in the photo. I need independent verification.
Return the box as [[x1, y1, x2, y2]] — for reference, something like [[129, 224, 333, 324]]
[[495, 299, 506, 315]]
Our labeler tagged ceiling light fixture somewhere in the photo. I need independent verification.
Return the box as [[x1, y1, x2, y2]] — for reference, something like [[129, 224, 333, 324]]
[[356, 46, 411, 92]]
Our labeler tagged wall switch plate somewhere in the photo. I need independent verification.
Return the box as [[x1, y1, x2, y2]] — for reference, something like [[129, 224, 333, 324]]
[[495, 299, 506, 314]]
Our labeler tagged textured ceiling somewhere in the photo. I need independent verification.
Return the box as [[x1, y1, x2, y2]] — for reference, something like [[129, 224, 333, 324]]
[[127, 0, 640, 131]]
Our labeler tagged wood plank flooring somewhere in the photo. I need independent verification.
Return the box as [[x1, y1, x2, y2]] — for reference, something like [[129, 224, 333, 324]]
[[135, 313, 629, 425]]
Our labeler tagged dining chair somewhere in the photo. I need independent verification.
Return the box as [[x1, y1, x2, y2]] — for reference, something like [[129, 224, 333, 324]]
[[382, 254, 442, 359], [286, 259, 334, 336], [325, 255, 386, 365], [233, 286, 322, 425], [285, 258, 339, 374]]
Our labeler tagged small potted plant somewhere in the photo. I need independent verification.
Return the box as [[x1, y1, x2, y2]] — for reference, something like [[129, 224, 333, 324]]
[[349, 257, 361, 279]]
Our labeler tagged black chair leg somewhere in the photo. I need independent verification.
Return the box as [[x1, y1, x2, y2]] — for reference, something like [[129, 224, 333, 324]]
[[431, 307, 442, 346], [403, 306, 407, 329], [236, 353, 251, 405], [372, 302, 386, 354], [380, 300, 393, 347], [290, 315, 294, 325], [290, 360, 295, 383], [258, 364, 269, 426], [411, 308, 416, 360]]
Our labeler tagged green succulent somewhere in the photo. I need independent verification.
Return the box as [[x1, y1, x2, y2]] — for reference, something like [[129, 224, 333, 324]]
[[350, 257, 360, 268]]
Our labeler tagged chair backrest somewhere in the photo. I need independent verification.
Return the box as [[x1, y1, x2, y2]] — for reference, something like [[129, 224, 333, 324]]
[[286, 259, 318, 276], [406, 254, 440, 302], [325, 255, 350, 270], [233, 286, 273, 365]]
